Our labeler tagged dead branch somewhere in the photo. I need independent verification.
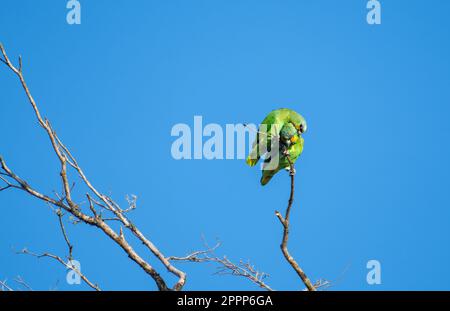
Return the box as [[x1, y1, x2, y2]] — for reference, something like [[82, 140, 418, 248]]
[[56, 209, 74, 261], [310, 279, 331, 291], [0, 277, 34, 291], [0, 43, 185, 291], [275, 155, 316, 291], [0, 280, 13, 291], [167, 240, 273, 291], [17, 248, 100, 291], [13, 207, 100, 290], [13, 276, 33, 291]]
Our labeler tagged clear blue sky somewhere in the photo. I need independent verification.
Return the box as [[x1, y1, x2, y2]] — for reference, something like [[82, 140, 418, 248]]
[[1, 0, 450, 290]]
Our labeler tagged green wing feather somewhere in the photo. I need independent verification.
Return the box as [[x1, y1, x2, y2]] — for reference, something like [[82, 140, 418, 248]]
[[246, 108, 295, 166]]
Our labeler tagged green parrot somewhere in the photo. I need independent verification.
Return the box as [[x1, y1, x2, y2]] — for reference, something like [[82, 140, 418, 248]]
[[246, 108, 307, 185]]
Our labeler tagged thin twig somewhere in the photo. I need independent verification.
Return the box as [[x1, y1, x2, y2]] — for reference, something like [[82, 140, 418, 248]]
[[18, 249, 101, 291], [275, 155, 316, 291], [13, 276, 33, 291], [0, 280, 13, 291], [167, 240, 273, 291], [56, 209, 74, 261]]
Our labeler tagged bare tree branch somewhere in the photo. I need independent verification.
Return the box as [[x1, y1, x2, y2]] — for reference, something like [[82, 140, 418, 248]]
[[167, 240, 273, 291], [13, 206, 101, 290], [56, 209, 74, 261], [0, 280, 13, 291], [275, 154, 316, 291], [309, 279, 331, 291], [17, 248, 100, 291], [13, 276, 33, 291], [0, 43, 185, 291], [0, 277, 35, 291]]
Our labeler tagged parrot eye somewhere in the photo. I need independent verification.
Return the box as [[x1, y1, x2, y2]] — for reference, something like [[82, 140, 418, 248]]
[[299, 124, 304, 134]]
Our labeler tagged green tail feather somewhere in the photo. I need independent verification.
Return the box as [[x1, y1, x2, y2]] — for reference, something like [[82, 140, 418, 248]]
[[246, 155, 259, 167], [260, 169, 277, 185]]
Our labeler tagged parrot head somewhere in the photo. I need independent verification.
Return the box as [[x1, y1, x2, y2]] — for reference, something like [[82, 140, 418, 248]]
[[294, 118, 307, 136], [289, 111, 307, 136]]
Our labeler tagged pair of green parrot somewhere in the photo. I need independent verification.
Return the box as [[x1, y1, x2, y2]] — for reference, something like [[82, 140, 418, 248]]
[[246, 108, 307, 185]]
